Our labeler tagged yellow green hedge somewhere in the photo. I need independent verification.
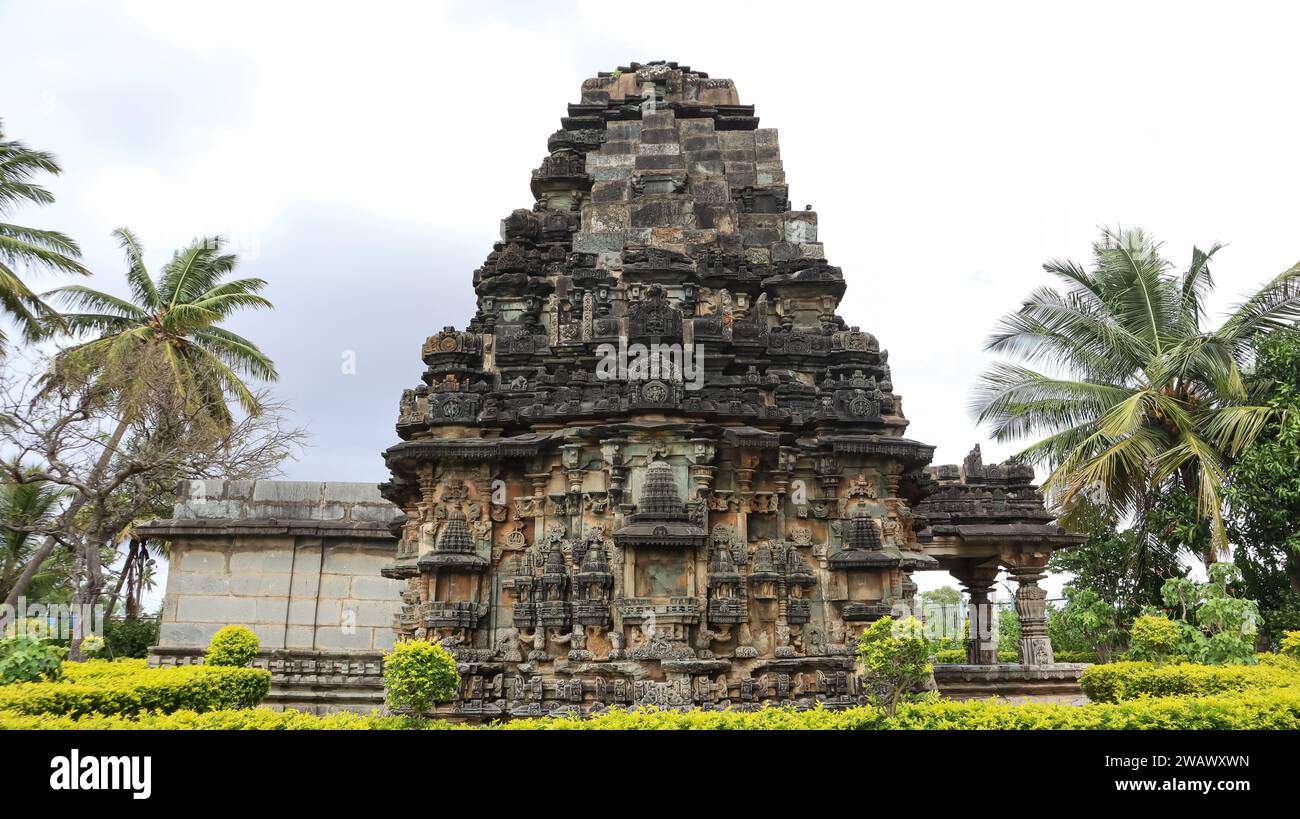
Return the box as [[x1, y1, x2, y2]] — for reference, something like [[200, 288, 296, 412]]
[[4, 689, 1300, 730], [0, 708, 416, 730], [1079, 656, 1300, 703], [0, 663, 270, 718]]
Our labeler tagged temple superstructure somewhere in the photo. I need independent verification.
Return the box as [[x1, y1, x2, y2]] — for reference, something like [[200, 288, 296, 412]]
[[379, 61, 1084, 716]]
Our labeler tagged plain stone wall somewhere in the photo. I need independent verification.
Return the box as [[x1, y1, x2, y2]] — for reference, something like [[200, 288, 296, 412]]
[[152, 481, 403, 653]]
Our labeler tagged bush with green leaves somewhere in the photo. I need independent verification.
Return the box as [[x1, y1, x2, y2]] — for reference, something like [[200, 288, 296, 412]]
[[104, 618, 160, 659], [1079, 658, 1298, 703], [1128, 614, 1182, 664], [1158, 565, 1261, 664], [1049, 587, 1122, 662], [382, 639, 459, 715], [0, 663, 270, 717], [856, 615, 932, 716], [0, 634, 67, 685], [205, 625, 259, 667], [1281, 631, 1300, 660]]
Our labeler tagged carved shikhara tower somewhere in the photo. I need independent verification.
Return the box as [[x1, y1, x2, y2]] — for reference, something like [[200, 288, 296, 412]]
[[380, 62, 1082, 717]]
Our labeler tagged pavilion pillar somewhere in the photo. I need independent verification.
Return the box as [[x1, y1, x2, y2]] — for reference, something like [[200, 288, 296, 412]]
[[954, 564, 1000, 665], [1008, 564, 1053, 666]]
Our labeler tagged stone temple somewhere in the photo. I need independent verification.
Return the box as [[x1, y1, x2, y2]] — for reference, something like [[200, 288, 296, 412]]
[[144, 62, 1085, 715]]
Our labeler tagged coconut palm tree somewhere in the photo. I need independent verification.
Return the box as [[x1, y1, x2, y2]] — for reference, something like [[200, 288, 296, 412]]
[[0, 473, 65, 601], [0, 119, 88, 352], [48, 227, 277, 427], [971, 227, 1300, 561], [2, 229, 277, 611]]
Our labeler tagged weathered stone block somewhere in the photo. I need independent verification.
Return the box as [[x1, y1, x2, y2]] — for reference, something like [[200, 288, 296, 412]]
[[634, 153, 686, 171], [638, 142, 681, 155], [350, 576, 403, 600], [573, 231, 629, 252], [229, 548, 296, 574], [784, 220, 818, 243], [178, 594, 257, 623], [630, 198, 695, 228], [690, 179, 731, 203], [318, 573, 353, 598], [174, 549, 227, 573], [172, 572, 230, 595], [591, 180, 631, 203], [231, 572, 291, 597], [252, 481, 323, 503], [323, 546, 380, 575], [314, 625, 375, 651], [583, 203, 630, 232]]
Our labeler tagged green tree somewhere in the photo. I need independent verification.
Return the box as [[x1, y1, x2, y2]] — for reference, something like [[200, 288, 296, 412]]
[[1048, 504, 1186, 620], [3, 230, 278, 633], [0, 473, 64, 601], [1225, 329, 1300, 642], [0, 120, 88, 352], [972, 227, 1300, 561], [856, 616, 932, 717], [49, 228, 277, 427]]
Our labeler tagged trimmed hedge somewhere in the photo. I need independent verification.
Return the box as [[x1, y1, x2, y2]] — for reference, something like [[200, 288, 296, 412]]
[[0, 708, 419, 731], [1079, 658, 1299, 703], [59, 659, 149, 682], [7, 691, 1299, 731], [0, 664, 270, 718]]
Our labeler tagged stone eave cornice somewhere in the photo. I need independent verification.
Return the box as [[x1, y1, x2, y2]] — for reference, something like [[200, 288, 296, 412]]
[[383, 433, 554, 465], [823, 435, 936, 465], [135, 518, 397, 542], [931, 523, 1087, 546]]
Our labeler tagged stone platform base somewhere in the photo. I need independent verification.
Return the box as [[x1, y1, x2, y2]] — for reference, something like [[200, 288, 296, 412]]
[[150, 646, 386, 714], [932, 663, 1090, 705]]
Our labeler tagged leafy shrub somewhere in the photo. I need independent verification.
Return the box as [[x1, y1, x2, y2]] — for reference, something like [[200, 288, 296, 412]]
[[205, 625, 259, 667], [0, 634, 67, 685], [60, 658, 149, 682], [104, 618, 160, 659], [1050, 587, 1122, 662], [857, 616, 931, 716], [1281, 631, 1300, 660], [383, 640, 459, 715], [1079, 660, 1298, 703], [0, 664, 270, 717], [1128, 614, 1182, 664], [1158, 566, 1261, 665]]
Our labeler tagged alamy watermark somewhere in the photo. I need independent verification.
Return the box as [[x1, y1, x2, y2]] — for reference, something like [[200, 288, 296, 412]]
[[0, 598, 105, 641], [594, 337, 705, 391]]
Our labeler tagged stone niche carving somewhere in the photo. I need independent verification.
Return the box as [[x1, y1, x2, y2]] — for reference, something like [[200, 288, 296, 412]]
[[378, 61, 1080, 719]]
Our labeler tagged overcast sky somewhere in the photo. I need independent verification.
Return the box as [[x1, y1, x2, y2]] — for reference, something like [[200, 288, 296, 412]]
[[3, 1, 1297, 598]]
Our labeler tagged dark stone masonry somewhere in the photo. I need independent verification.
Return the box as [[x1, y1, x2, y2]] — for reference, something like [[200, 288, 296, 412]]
[[146, 62, 1085, 715]]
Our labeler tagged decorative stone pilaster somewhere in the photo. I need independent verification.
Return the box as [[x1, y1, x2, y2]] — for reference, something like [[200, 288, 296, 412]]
[[1010, 566, 1053, 666]]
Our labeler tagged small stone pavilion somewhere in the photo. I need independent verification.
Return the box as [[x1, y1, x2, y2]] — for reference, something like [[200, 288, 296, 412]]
[[374, 61, 1087, 716], [143, 62, 1085, 714]]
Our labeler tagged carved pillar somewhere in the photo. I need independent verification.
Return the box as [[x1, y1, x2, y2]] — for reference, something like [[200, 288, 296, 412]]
[[1009, 565, 1053, 666], [953, 564, 1000, 665]]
